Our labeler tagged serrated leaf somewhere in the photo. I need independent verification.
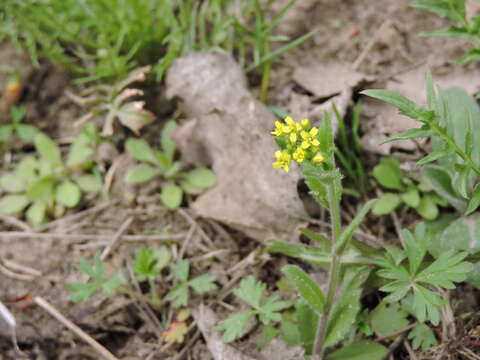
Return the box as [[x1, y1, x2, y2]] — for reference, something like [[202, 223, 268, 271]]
[[78, 254, 105, 280], [0, 194, 30, 214], [184, 168, 216, 189], [234, 276, 265, 309], [133, 247, 160, 281], [408, 323, 438, 351], [282, 265, 324, 314], [124, 165, 159, 184], [163, 321, 188, 344], [66, 282, 100, 303], [381, 127, 432, 144], [372, 193, 401, 215], [188, 274, 217, 294], [102, 271, 124, 296], [166, 284, 189, 308], [416, 149, 451, 166], [34, 133, 62, 168], [361, 89, 427, 120], [369, 302, 409, 337], [170, 260, 189, 283], [125, 138, 159, 165], [55, 181, 81, 208], [326, 340, 388, 360], [257, 295, 290, 324], [213, 311, 256, 342], [160, 185, 183, 210]]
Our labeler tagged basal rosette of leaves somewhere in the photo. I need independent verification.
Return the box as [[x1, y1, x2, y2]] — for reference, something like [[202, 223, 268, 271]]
[[0, 125, 102, 226], [124, 120, 216, 210]]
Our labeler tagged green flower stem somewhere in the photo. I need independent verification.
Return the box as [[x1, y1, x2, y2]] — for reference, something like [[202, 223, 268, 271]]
[[313, 180, 343, 357], [119, 286, 164, 309]]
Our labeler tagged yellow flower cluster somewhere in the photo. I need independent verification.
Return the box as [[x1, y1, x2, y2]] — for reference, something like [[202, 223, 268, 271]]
[[271, 116, 325, 172]]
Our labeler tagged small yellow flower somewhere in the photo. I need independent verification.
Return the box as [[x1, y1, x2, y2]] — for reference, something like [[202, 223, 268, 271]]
[[289, 132, 297, 142], [294, 122, 302, 132], [309, 128, 318, 137], [300, 130, 309, 140], [282, 124, 293, 133], [301, 118, 310, 129], [311, 138, 320, 147], [313, 153, 325, 164], [285, 117, 294, 126], [271, 121, 284, 136], [293, 148, 305, 162], [301, 140, 310, 149], [272, 150, 292, 172]]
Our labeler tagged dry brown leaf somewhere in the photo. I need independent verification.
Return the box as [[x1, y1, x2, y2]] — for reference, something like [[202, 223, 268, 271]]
[[166, 51, 307, 242]]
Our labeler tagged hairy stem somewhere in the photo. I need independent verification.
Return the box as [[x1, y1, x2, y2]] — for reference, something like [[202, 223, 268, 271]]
[[313, 180, 343, 357]]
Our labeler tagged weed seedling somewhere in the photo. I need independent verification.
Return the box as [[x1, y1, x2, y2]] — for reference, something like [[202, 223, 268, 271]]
[[0, 105, 37, 146], [372, 157, 447, 219], [0, 124, 102, 225], [124, 120, 216, 210]]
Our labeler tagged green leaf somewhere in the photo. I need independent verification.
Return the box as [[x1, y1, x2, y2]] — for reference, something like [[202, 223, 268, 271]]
[[102, 271, 124, 296], [408, 323, 438, 351], [401, 187, 420, 208], [34, 133, 62, 168], [296, 300, 318, 355], [27, 176, 54, 202], [372, 193, 401, 215], [160, 184, 183, 210], [301, 161, 329, 208], [180, 179, 204, 195], [369, 302, 409, 337], [373, 158, 404, 190], [0, 174, 26, 192], [416, 149, 452, 166], [125, 138, 159, 165], [166, 284, 189, 308], [465, 184, 480, 215], [16, 156, 38, 183], [77, 254, 105, 280], [361, 89, 428, 120], [133, 247, 161, 281], [170, 260, 189, 283], [55, 181, 81, 208], [124, 165, 159, 184], [161, 120, 177, 162], [115, 102, 155, 134], [381, 127, 432, 144], [75, 174, 101, 193], [26, 201, 47, 226], [16, 124, 38, 142], [234, 276, 265, 309], [299, 227, 330, 250], [282, 265, 324, 314], [0, 194, 30, 214], [326, 340, 388, 360], [213, 311, 256, 342], [164, 161, 182, 179], [189, 274, 217, 294], [416, 195, 439, 220], [410, 0, 466, 22], [423, 166, 467, 212], [325, 266, 371, 347], [183, 168, 216, 189], [66, 133, 93, 167], [66, 282, 100, 303], [337, 199, 376, 253]]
